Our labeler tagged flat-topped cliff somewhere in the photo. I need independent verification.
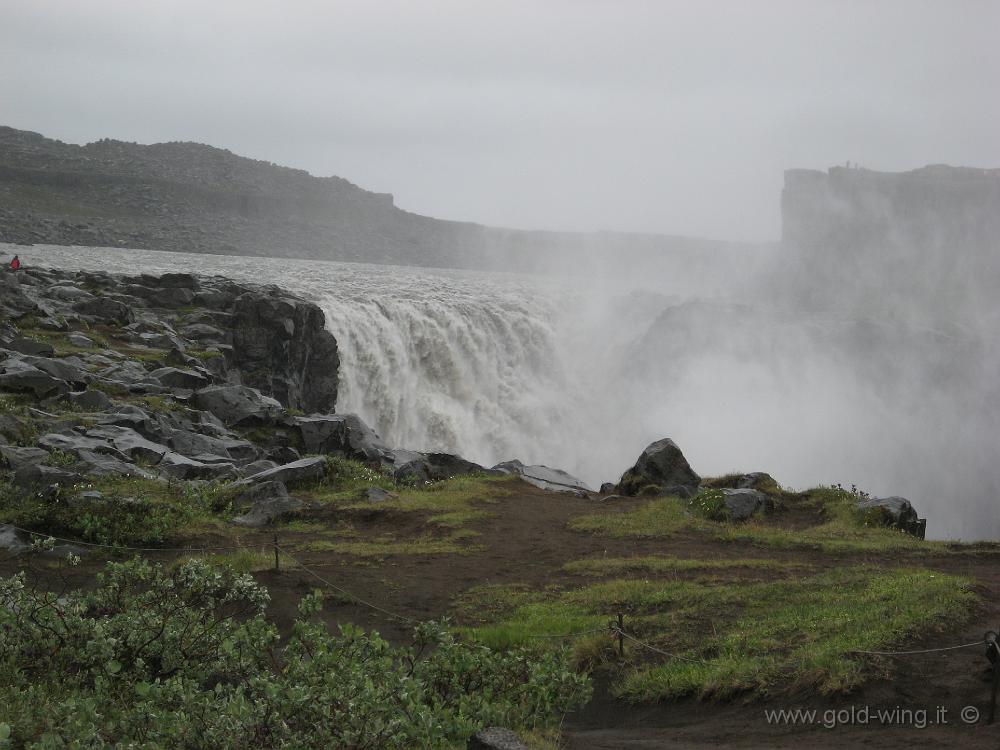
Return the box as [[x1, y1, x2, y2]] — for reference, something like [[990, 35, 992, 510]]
[[0, 126, 754, 272]]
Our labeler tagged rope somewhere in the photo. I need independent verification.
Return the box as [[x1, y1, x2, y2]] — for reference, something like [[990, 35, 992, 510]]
[[3, 523, 264, 553], [612, 627, 708, 664], [4, 530, 994, 660], [849, 640, 986, 656], [276, 544, 417, 625], [523, 627, 609, 640]]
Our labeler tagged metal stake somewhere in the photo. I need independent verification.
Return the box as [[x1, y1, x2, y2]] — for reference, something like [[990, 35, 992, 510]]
[[273, 533, 280, 572]]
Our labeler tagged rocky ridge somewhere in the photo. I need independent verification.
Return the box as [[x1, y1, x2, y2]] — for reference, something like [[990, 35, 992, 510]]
[[0, 266, 514, 536], [0, 265, 927, 550]]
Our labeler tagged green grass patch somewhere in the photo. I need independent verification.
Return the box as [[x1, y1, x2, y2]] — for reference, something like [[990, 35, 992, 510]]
[[563, 556, 808, 577], [295, 532, 481, 557], [174, 548, 294, 574], [570, 487, 953, 554], [461, 566, 977, 702], [306, 459, 513, 530], [570, 496, 696, 538]]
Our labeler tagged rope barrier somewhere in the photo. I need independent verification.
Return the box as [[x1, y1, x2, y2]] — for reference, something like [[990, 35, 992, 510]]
[[276, 544, 418, 625], [2, 528, 995, 663], [522, 627, 609, 640], [612, 627, 708, 664], [849, 640, 986, 656]]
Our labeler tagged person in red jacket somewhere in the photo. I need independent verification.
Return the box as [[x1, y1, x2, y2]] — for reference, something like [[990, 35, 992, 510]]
[[9, 255, 20, 271]]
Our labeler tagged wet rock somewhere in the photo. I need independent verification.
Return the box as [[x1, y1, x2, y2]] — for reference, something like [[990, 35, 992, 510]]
[[37, 432, 127, 459], [13, 463, 80, 492], [0, 358, 69, 398], [166, 429, 257, 463], [157, 452, 236, 481], [599, 482, 616, 494], [6, 337, 54, 356], [266, 446, 301, 464], [66, 332, 94, 348], [181, 323, 227, 342], [617, 438, 701, 498], [84, 425, 171, 463], [74, 449, 155, 479], [193, 384, 285, 427], [136, 331, 185, 350], [238, 459, 278, 477], [234, 456, 326, 488], [230, 291, 339, 413], [147, 366, 210, 390], [48, 285, 92, 301], [146, 287, 195, 308], [231, 480, 302, 527], [721, 488, 773, 521], [73, 297, 135, 325], [140, 272, 200, 289], [392, 451, 490, 483], [68, 389, 113, 411], [858, 496, 925, 537], [293, 413, 392, 462], [0, 445, 49, 471], [493, 460, 589, 495], [21, 355, 87, 386], [0, 414, 35, 444]]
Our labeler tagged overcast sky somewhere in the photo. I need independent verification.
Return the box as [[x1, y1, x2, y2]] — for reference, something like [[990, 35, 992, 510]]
[[2, 0, 998, 241]]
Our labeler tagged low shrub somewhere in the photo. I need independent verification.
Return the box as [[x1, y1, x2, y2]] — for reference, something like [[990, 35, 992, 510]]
[[0, 557, 591, 748]]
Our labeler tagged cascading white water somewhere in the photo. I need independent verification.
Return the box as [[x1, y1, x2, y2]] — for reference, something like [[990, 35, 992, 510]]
[[22, 243, 1000, 540]]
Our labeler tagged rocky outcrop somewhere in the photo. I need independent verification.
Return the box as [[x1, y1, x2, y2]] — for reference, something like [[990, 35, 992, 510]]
[[231, 292, 339, 414], [0, 266, 338, 415], [492, 460, 590, 496], [720, 488, 773, 521], [858, 496, 926, 538], [616, 438, 701, 498], [0, 125, 760, 273]]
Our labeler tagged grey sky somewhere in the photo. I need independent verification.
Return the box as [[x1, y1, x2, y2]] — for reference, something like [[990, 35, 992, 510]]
[[2, 0, 998, 241]]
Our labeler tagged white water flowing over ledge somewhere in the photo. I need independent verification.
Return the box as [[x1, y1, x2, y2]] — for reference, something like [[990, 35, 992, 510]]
[[19, 243, 1000, 541]]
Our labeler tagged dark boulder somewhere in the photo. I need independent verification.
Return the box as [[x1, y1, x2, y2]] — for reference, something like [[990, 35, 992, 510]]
[[231, 480, 302, 527], [617, 438, 701, 498], [392, 451, 490, 483], [0, 445, 49, 471], [230, 291, 339, 414], [857, 496, 925, 537], [0, 357, 69, 398], [68, 389, 114, 411], [293, 413, 393, 462], [234, 456, 326, 488], [157, 452, 237, 481], [147, 366, 211, 390], [720, 488, 773, 521], [73, 297, 135, 325], [13, 463, 81, 493], [492, 460, 588, 495], [74, 450, 156, 479], [193, 385, 285, 427], [6, 337, 54, 357]]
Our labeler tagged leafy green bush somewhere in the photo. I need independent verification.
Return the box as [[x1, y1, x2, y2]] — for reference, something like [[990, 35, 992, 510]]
[[0, 477, 212, 547], [0, 558, 590, 748]]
